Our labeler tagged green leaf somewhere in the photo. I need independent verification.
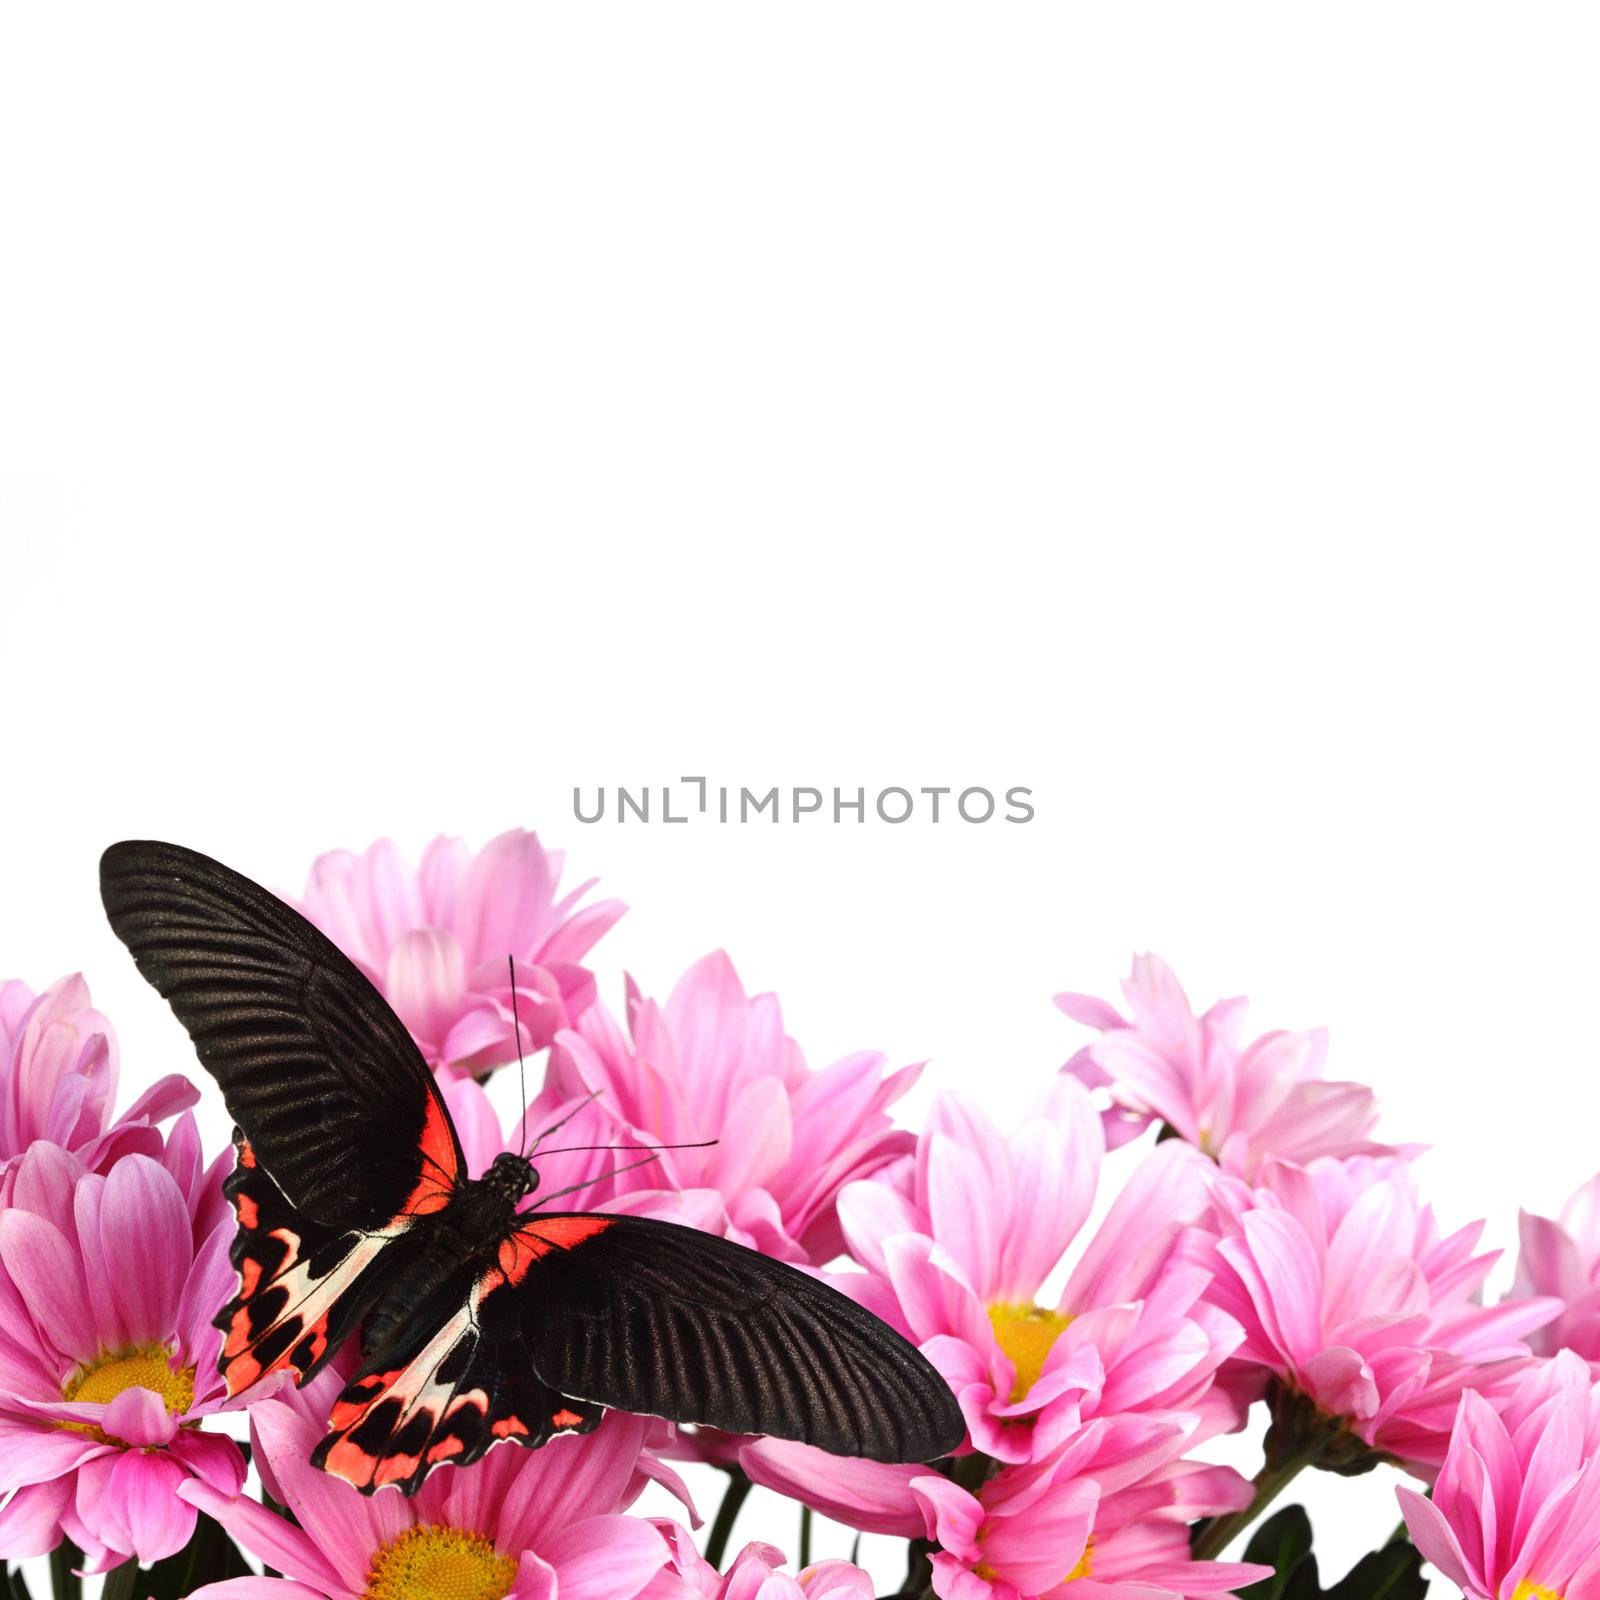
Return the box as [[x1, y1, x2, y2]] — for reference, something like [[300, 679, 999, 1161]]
[[1238, 1507, 1317, 1600], [1233, 1513, 1429, 1600], [1325, 1539, 1429, 1600], [4, 1563, 33, 1600], [143, 1513, 253, 1600]]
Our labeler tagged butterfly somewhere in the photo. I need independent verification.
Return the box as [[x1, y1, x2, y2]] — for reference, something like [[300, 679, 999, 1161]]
[[99, 839, 965, 1495]]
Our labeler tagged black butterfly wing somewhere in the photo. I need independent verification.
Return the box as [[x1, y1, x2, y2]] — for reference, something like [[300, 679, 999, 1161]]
[[100, 839, 463, 1229], [481, 1212, 966, 1463]]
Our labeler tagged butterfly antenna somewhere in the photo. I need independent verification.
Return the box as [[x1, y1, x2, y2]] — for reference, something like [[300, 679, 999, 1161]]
[[509, 956, 531, 1157], [528, 1149, 666, 1209], [534, 1137, 718, 1159], [524, 1088, 605, 1157]]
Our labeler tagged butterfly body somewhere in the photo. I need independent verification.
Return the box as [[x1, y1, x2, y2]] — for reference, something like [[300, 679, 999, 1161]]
[[101, 839, 967, 1494]]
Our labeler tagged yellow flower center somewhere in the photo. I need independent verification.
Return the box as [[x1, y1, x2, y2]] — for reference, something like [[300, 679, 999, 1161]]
[[61, 1345, 195, 1438], [1063, 1538, 1094, 1583], [987, 1303, 1072, 1402], [365, 1525, 517, 1600], [1511, 1585, 1563, 1600]]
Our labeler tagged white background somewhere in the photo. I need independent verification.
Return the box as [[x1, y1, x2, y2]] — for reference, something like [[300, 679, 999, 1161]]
[[3, 4, 1597, 1587]]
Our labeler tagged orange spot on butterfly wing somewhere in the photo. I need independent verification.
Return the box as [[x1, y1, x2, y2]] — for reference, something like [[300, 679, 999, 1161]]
[[322, 1436, 378, 1488], [550, 1408, 586, 1429], [237, 1141, 258, 1170], [235, 1193, 260, 1230], [492, 1415, 530, 1439]]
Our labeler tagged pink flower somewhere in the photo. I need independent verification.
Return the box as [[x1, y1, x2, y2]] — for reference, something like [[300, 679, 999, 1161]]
[[1057, 954, 1397, 1177], [1514, 1173, 1600, 1362], [643, 1527, 873, 1600], [0, 1139, 243, 1567], [805, 1080, 1240, 1468], [1201, 1155, 1562, 1472], [909, 1433, 1268, 1600], [296, 831, 625, 1075], [548, 952, 920, 1265], [1398, 1351, 1600, 1600], [183, 1400, 673, 1600], [0, 974, 197, 1177]]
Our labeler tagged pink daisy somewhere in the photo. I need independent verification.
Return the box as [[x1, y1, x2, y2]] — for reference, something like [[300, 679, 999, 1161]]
[[1514, 1173, 1600, 1362], [643, 1527, 873, 1600], [548, 951, 920, 1265], [182, 1400, 673, 1600], [0, 1139, 244, 1567], [792, 1080, 1240, 1469], [296, 831, 625, 1075], [0, 974, 197, 1179], [1399, 1350, 1600, 1600], [1200, 1154, 1561, 1474], [909, 1430, 1268, 1600], [1056, 954, 1396, 1176]]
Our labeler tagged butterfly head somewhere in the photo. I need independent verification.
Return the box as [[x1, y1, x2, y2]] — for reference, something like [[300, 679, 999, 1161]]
[[486, 1152, 538, 1202]]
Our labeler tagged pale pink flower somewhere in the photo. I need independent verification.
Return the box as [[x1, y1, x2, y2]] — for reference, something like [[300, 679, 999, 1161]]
[[0, 1139, 243, 1567], [1057, 954, 1396, 1177], [183, 1400, 672, 1600], [1201, 1155, 1561, 1472], [803, 1080, 1241, 1468], [296, 831, 625, 1075], [909, 1431, 1268, 1600], [0, 974, 196, 1178], [1398, 1351, 1600, 1600], [1514, 1173, 1600, 1362], [548, 952, 920, 1265], [642, 1526, 873, 1600]]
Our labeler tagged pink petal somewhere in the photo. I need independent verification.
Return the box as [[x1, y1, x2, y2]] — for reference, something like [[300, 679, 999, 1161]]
[[102, 1387, 178, 1448], [0, 1476, 74, 1558], [189, 1582, 333, 1600], [0, 1209, 92, 1360], [99, 1155, 191, 1346], [105, 1449, 197, 1563], [178, 1480, 352, 1597], [540, 1515, 668, 1600]]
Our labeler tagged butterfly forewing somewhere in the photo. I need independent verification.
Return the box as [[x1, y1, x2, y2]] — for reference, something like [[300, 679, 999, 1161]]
[[99, 839, 463, 1228]]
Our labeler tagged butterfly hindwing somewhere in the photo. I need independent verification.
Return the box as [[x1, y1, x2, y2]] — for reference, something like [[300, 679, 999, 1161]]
[[99, 840, 463, 1229], [312, 1279, 601, 1494], [216, 1132, 419, 1397], [480, 1212, 966, 1463]]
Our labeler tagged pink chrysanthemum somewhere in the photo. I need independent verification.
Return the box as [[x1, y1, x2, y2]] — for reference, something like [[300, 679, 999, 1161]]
[[0, 974, 197, 1180], [1056, 954, 1396, 1177], [753, 1079, 1239, 1475], [1399, 1350, 1600, 1600], [182, 1400, 673, 1600], [0, 1137, 243, 1567], [910, 1432, 1269, 1600], [296, 831, 625, 1075], [1514, 1173, 1600, 1363], [547, 952, 920, 1265], [1201, 1154, 1561, 1472], [643, 1527, 873, 1600]]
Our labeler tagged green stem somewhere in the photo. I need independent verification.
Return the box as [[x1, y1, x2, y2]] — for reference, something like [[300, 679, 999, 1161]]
[[48, 1540, 82, 1600], [798, 1506, 813, 1569], [1190, 1452, 1313, 1561], [100, 1562, 140, 1600], [704, 1469, 754, 1570]]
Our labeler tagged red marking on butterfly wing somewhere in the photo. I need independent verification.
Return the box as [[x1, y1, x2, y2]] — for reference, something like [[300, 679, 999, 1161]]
[[396, 1090, 460, 1218], [496, 1215, 613, 1284]]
